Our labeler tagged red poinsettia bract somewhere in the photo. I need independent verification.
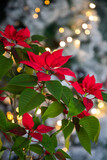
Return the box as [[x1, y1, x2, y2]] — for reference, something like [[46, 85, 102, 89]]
[[0, 90, 6, 101], [0, 25, 30, 48], [20, 49, 76, 81], [22, 113, 54, 141], [71, 75, 103, 118]]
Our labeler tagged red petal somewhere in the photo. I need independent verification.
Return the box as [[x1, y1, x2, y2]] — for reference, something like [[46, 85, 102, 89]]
[[3, 25, 11, 39], [10, 25, 16, 40], [46, 49, 63, 67], [19, 61, 43, 71], [30, 132, 43, 141], [51, 55, 71, 67], [23, 27, 30, 37], [36, 124, 54, 133], [0, 90, 3, 94], [94, 91, 103, 100], [27, 51, 45, 67], [17, 41, 31, 48], [55, 72, 65, 80], [72, 81, 85, 94], [77, 110, 91, 119], [83, 97, 93, 111], [55, 67, 76, 78], [0, 97, 5, 101], [22, 113, 34, 130], [36, 72, 51, 81]]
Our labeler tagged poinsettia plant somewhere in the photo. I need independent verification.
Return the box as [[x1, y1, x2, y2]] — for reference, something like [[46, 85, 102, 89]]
[[0, 25, 107, 160]]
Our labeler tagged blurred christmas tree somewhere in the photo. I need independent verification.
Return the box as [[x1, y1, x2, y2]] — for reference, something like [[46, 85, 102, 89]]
[[0, 0, 107, 160]]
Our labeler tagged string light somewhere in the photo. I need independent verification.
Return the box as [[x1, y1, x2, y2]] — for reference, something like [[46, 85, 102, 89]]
[[66, 36, 73, 43], [89, 3, 96, 9], [55, 120, 62, 130], [98, 102, 104, 109], [85, 29, 90, 35], [7, 112, 13, 121], [74, 39, 80, 48], [17, 67, 22, 73], [89, 15, 94, 21], [33, 13, 38, 19], [59, 41, 66, 47], [36, 109, 41, 115], [45, 47, 51, 52], [16, 107, 19, 113], [82, 23, 88, 30], [44, 0, 50, 5], [96, 109, 101, 115], [24, 6, 29, 11], [62, 147, 68, 152], [86, 11, 92, 17], [59, 27, 64, 33], [17, 115, 22, 120], [75, 29, 81, 35], [35, 8, 40, 13], [91, 108, 97, 114], [4, 97, 11, 105]]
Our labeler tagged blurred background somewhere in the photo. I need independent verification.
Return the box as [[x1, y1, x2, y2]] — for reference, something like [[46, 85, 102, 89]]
[[0, 0, 107, 159]]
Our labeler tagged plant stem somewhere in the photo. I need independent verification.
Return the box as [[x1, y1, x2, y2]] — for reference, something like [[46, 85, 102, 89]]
[[10, 97, 18, 124]]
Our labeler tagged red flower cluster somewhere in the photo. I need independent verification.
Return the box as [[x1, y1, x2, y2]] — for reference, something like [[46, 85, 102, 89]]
[[0, 90, 6, 101], [22, 113, 54, 141], [20, 49, 76, 81], [71, 74, 103, 118], [0, 25, 30, 48]]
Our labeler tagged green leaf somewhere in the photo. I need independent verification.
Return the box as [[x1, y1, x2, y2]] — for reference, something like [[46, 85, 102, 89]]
[[33, 116, 41, 130], [65, 135, 70, 150], [62, 86, 73, 105], [14, 150, 25, 160], [76, 127, 91, 154], [79, 116, 100, 142], [57, 149, 72, 159], [51, 135, 57, 148], [62, 120, 74, 140], [19, 88, 45, 115], [12, 137, 30, 151], [31, 35, 46, 41], [25, 65, 33, 75], [55, 151, 66, 160], [2, 85, 25, 94], [30, 44, 46, 54], [0, 139, 2, 150], [45, 155, 55, 160], [0, 42, 5, 54], [0, 55, 13, 79], [68, 98, 85, 117], [9, 74, 37, 87], [30, 144, 44, 154], [102, 92, 107, 102], [42, 101, 65, 122], [0, 110, 7, 131], [40, 134, 55, 153], [46, 80, 62, 102]]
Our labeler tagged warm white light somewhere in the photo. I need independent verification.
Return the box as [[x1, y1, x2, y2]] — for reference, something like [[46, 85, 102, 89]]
[[86, 11, 92, 17], [74, 39, 80, 48], [7, 112, 13, 120], [98, 102, 104, 109], [33, 13, 38, 19], [17, 115, 22, 120], [35, 8, 40, 13], [93, 16, 99, 21], [37, 109, 41, 115], [4, 97, 11, 104], [45, 47, 51, 52], [57, 120, 62, 126], [89, 3, 96, 9], [75, 29, 81, 35], [89, 15, 94, 21], [17, 67, 22, 73], [91, 108, 97, 114], [59, 27, 64, 33], [96, 109, 101, 115], [16, 107, 19, 113], [59, 41, 66, 47], [85, 29, 90, 35], [67, 36, 73, 43], [82, 23, 88, 30], [62, 147, 68, 152]]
